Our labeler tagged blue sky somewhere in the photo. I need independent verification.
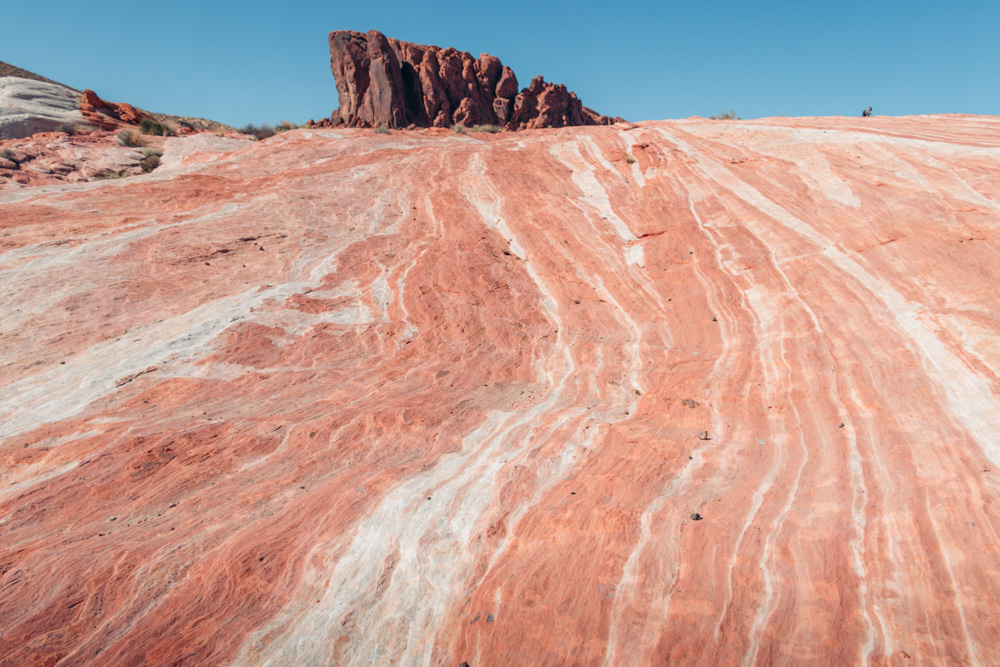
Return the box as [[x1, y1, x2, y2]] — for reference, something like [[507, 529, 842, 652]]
[[3, 0, 997, 127]]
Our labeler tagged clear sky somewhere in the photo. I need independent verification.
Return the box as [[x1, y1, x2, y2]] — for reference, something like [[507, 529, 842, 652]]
[[3, 0, 997, 127]]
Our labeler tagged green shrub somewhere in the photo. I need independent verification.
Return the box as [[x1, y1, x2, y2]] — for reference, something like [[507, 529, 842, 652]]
[[451, 124, 468, 134], [373, 126, 391, 135], [470, 124, 501, 133], [0, 149, 19, 165], [240, 124, 276, 140], [710, 110, 739, 120], [139, 118, 173, 136], [117, 129, 146, 147]]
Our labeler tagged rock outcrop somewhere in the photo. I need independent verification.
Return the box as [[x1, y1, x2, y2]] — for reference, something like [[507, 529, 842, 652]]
[[80, 89, 148, 129], [0, 77, 84, 139], [3, 115, 1000, 665], [326, 29, 621, 129]]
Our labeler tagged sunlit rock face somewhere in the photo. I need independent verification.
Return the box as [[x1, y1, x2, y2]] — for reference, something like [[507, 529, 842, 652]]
[[2, 115, 1000, 665]]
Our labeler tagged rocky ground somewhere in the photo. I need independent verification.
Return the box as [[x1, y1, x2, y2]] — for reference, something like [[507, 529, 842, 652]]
[[0, 129, 250, 187], [1, 115, 999, 665]]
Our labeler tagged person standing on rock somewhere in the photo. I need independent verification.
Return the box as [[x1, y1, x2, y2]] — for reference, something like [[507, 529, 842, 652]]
[[862, 106, 872, 117]]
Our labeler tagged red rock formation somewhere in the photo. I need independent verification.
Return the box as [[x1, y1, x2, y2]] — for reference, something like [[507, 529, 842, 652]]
[[80, 89, 148, 129], [326, 29, 621, 130], [2, 115, 1000, 665]]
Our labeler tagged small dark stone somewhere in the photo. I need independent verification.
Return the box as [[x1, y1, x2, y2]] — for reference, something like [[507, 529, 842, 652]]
[[690, 513, 703, 521]]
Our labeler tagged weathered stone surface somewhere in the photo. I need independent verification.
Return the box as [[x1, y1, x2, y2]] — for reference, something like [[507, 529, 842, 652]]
[[326, 29, 621, 130], [2, 115, 1000, 665], [80, 89, 148, 129], [0, 77, 84, 139], [0, 130, 161, 187]]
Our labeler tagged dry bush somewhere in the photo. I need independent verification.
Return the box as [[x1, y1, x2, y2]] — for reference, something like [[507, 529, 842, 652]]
[[710, 110, 739, 120], [117, 129, 146, 147]]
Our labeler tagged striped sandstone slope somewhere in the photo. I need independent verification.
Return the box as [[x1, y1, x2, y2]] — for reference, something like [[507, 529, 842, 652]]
[[1, 114, 999, 665]]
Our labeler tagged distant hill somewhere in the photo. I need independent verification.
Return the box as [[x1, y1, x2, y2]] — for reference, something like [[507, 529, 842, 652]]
[[0, 60, 233, 132]]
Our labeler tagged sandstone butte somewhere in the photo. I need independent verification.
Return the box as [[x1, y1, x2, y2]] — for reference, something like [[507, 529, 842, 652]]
[[1, 114, 1000, 667], [322, 29, 621, 130]]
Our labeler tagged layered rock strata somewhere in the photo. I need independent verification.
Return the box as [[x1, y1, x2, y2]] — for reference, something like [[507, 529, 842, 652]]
[[80, 89, 148, 129], [325, 29, 620, 129], [2, 115, 1000, 665], [0, 77, 83, 139]]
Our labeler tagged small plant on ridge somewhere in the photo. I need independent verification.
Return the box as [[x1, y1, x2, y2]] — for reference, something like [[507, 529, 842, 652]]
[[240, 124, 276, 140], [710, 110, 739, 120], [139, 119, 173, 136]]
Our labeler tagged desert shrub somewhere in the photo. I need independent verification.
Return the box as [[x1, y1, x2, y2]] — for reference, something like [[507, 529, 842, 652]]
[[117, 129, 146, 147], [140, 154, 161, 172], [0, 149, 19, 165], [139, 118, 173, 136], [240, 124, 276, 140], [451, 124, 468, 134], [470, 124, 501, 133], [623, 153, 637, 164], [710, 110, 739, 120], [373, 126, 391, 134], [96, 169, 130, 180]]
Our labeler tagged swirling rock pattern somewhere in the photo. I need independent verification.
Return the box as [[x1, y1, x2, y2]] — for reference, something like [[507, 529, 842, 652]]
[[1, 115, 1000, 665]]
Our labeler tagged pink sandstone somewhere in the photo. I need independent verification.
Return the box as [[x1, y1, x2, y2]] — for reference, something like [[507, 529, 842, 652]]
[[1, 115, 1000, 665]]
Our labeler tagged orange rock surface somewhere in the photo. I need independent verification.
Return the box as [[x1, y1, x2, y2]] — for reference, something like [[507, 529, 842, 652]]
[[1, 115, 999, 665], [80, 89, 148, 129]]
